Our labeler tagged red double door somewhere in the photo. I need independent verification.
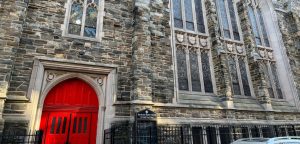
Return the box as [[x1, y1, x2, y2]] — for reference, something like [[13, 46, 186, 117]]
[[40, 112, 98, 144], [39, 78, 99, 144]]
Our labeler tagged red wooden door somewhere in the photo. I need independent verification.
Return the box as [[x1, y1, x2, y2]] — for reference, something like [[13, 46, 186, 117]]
[[42, 112, 71, 144], [69, 113, 91, 144], [40, 78, 99, 144]]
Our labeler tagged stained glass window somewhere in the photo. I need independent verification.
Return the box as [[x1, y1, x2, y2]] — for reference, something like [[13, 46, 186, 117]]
[[229, 57, 241, 95], [202, 52, 213, 93], [173, 0, 183, 28], [172, 0, 206, 33], [185, 0, 194, 31], [263, 63, 274, 98], [239, 59, 251, 96], [68, 2, 83, 35], [194, 0, 205, 33], [216, 0, 241, 40], [66, 0, 102, 39], [257, 9, 270, 47], [247, 4, 270, 47], [190, 51, 201, 92], [177, 48, 189, 91], [248, 6, 261, 45], [217, 0, 230, 38], [84, 5, 98, 38], [228, 0, 240, 40], [271, 63, 283, 99]]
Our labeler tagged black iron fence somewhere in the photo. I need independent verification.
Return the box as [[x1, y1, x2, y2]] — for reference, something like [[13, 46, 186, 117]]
[[104, 124, 300, 144], [0, 130, 43, 144]]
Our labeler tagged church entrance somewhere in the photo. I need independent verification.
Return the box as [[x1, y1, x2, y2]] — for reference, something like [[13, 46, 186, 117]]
[[39, 78, 99, 144]]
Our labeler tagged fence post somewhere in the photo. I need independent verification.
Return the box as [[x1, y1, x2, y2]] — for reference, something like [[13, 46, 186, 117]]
[[292, 125, 297, 136], [36, 130, 43, 144]]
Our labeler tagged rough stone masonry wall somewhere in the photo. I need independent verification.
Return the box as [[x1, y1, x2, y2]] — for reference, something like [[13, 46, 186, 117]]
[[2, 0, 175, 131], [131, 0, 173, 103], [3, 0, 135, 131], [0, 0, 29, 134], [274, 0, 300, 100]]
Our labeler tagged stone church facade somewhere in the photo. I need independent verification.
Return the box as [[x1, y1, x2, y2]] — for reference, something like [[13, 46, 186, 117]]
[[0, 0, 300, 143]]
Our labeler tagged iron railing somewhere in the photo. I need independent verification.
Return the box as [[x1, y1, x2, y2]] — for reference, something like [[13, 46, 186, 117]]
[[0, 130, 43, 144], [104, 124, 300, 144]]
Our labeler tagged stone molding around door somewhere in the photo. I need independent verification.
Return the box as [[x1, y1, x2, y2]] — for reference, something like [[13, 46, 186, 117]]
[[26, 57, 117, 144]]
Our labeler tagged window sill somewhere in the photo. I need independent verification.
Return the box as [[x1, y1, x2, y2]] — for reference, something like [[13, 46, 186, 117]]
[[174, 28, 209, 37], [220, 37, 244, 45], [178, 90, 215, 96], [257, 45, 272, 50], [63, 34, 101, 43]]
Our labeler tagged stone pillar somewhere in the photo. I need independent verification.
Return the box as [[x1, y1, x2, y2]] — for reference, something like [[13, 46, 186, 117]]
[[131, 0, 153, 101], [206, 0, 234, 109], [237, 0, 272, 110], [0, 0, 28, 133]]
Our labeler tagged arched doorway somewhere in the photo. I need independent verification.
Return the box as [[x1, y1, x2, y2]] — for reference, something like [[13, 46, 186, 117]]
[[39, 78, 99, 144]]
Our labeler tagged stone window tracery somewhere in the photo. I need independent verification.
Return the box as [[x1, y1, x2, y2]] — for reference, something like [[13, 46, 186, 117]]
[[172, 0, 215, 95], [64, 0, 103, 41], [215, 0, 253, 96], [247, 0, 283, 99]]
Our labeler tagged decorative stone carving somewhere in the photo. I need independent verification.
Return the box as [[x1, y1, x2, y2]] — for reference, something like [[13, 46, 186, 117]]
[[176, 33, 184, 43], [236, 46, 243, 54], [47, 73, 55, 81], [227, 44, 233, 52], [259, 50, 265, 58], [97, 77, 103, 86], [188, 35, 196, 45], [199, 39, 207, 47], [268, 51, 273, 59]]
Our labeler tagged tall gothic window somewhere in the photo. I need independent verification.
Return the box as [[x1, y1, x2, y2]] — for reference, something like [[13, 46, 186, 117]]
[[173, 0, 206, 33], [247, 0, 283, 99], [172, 0, 214, 94], [247, 1, 269, 47], [64, 0, 103, 41], [216, 0, 252, 96], [216, 0, 241, 41]]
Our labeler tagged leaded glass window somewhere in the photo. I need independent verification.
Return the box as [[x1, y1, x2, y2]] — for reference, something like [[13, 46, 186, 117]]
[[263, 63, 274, 98], [227, 0, 240, 40], [216, 0, 241, 41], [271, 63, 283, 99], [202, 52, 213, 93], [176, 48, 214, 93], [173, 0, 184, 28], [177, 47, 189, 91], [172, 0, 206, 33], [190, 50, 201, 92], [247, 1, 270, 47], [172, 0, 215, 96], [65, 0, 103, 40], [229, 56, 241, 95], [239, 58, 251, 96], [248, 6, 261, 45]]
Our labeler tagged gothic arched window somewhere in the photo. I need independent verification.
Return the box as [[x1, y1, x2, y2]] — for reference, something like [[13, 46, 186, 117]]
[[64, 0, 103, 41], [172, 0, 215, 95], [247, 0, 283, 99]]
